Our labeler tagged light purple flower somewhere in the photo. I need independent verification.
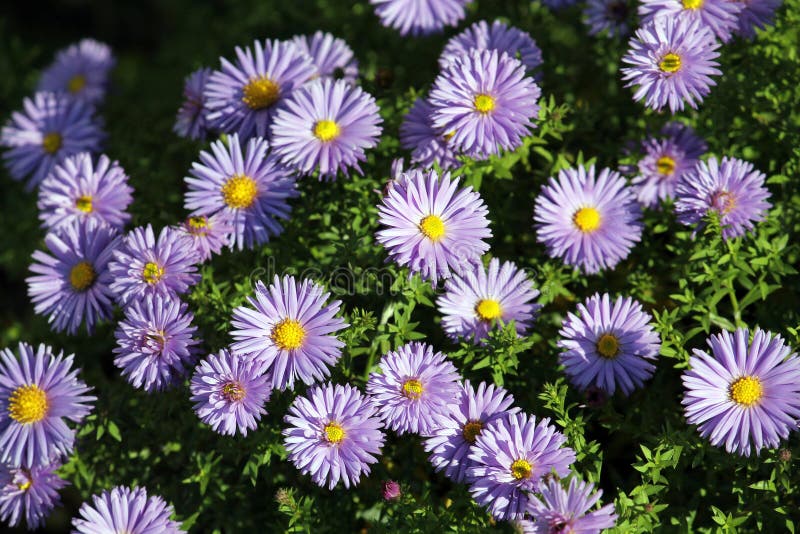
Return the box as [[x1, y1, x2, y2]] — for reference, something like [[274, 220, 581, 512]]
[[584, 0, 635, 37], [176, 212, 234, 262], [291, 32, 359, 83], [37, 38, 115, 105], [734, 0, 782, 39], [72, 486, 185, 534], [0, 461, 67, 529], [369, 0, 469, 36], [382, 480, 401, 501], [174, 67, 212, 140], [399, 98, 461, 171], [521, 478, 618, 533], [639, 0, 743, 43], [439, 20, 543, 73]]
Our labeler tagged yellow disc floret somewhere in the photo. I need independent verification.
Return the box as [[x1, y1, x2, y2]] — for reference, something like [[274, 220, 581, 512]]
[[313, 119, 341, 142], [475, 299, 502, 321], [402, 379, 424, 400], [221, 174, 258, 209], [142, 262, 164, 285], [659, 53, 682, 73], [729, 376, 763, 407], [510, 458, 532, 480], [75, 195, 93, 213], [69, 261, 96, 291], [474, 93, 496, 114], [324, 422, 346, 444], [419, 215, 445, 241], [68, 74, 87, 93], [241, 77, 280, 110], [656, 156, 676, 176], [8, 384, 49, 424], [271, 318, 306, 350], [596, 333, 620, 359], [221, 382, 246, 402], [462, 420, 484, 444], [42, 132, 62, 154], [18, 479, 32, 491], [711, 191, 736, 215], [682, 0, 704, 9], [573, 207, 602, 233]]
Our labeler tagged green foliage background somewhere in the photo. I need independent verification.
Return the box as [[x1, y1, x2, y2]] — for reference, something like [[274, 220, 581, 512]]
[[1, 0, 800, 532]]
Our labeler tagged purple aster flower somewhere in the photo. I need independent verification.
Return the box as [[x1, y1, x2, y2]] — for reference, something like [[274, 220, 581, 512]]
[[27, 220, 120, 335], [376, 169, 491, 284], [521, 478, 618, 534], [0, 342, 94, 468], [682, 328, 800, 457], [631, 122, 707, 208], [439, 20, 544, 73], [190, 349, 271, 436], [558, 293, 661, 396], [291, 32, 359, 83], [399, 98, 461, 171], [534, 165, 643, 274], [204, 39, 316, 140], [674, 156, 771, 240], [1, 92, 104, 190], [424, 380, 518, 483], [468, 412, 576, 521], [283, 383, 386, 490], [176, 212, 234, 262], [437, 258, 542, 344], [113, 294, 200, 393], [584, 0, 635, 37], [0, 461, 67, 529], [430, 50, 541, 158], [621, 18, 722, 113], [369, 0, 469, 36], [366, 342, 461, 436], [72, 486, 184, 534], [230, 276, 348, 391], [734, 0, 782, 39], [270, 79, 383, 179], [109, 224, 200, 306], [37, 38, 115, 105], [174, 67, 212, 140], [639, 0, 743, 43], [184, 134, 297, 250], [382, 480, 401, 501], [37, 152, 133, 231]]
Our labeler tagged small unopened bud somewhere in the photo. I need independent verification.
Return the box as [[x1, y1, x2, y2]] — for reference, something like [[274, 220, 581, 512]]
[[275, 488, 292, 507], [382, 480, 401, 501], [644, 503, 654, 513], [779, 449, 792, 462]]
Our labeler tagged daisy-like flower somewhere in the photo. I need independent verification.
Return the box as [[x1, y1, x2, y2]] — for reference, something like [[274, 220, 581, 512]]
[[174, 67, 212, 140], [113, 294, 200, 393], [424, 380, 518, 483], [534, 165, 643, 274], [369, 0, 469, 36], [270, 79, 383, 179], [399, 98, 461, 171], [682, 328, 800, 456], [674, 156, 771, 240], [584, 0, 635, 37], [376, 169, 491, 284], [468, 412, 576, 521], [176, 212, 234, 262], [621, 17, 722, 113], [631, 122, 706, 208], [439, 20, 544, 73], [230, 276, 347, 391], [283, 383, 386, 489], [734, 0, 782, 39], [184, 134, 297, 250], [291, 31, 359, 83], [0, 461, 67, 529], [366, 342, 461, 435], [37, 38, 115, 105], [437, 258, 541, 344], [521, 478, 618, 534], [27, 220, 120, 335], [72, 486, 184, 534], [204, 39, 316, 140], [37, 152, 133, 231], [430, 50, 541, 158], [639, 0, 743, 43], [0, 343, 95, 468], [1, 92, 104, 190], [190, 349, 271, 436], [558, 293, 661, 396]]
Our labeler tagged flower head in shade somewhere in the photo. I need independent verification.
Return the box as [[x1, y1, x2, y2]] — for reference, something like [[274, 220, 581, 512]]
[[283, 383, 385, 489], [109, 224, 200, 306], [675, 156, 771, 240], [430, 50, 541, 158], [543, 0, 580, 9], [204, 39, 316, 139], [369, 0, 469, 36], [639, 0, 742, 43], [468, 412, 576, 521], [399, 98, 461, 171], [176, 212, 234, 262], [270, 79, 383, 179], [230, 276, 347, 391], [439, 20, 544, 73], [631, 122, 706, 208], [1, 92, 104, 190], [622, 18, 722, 113], [292, 32, 359, 83], [0, 343, 94, 468], [184, 134, 297, 250], [534, 165, 642, 274], [366, 342, 461, 435], [174, 67, 212, 140], [734, 0, 782, 39], [37, 38, 115, 105], [113, 294, 200, 393], [584, 0, 635, 37], [27, 220, 120, 335], [72, 486, 184, 534], [682, 328, 800, 456], [37, 152, 133, 231], [424, 381, 518, 483], [521, 478, 618, 534], [190, 349, 272, 436], [558, 293, 661, 396], [437, 258, 541, 344], [0, 461, 67, 529], [376, 169, 491, 284]]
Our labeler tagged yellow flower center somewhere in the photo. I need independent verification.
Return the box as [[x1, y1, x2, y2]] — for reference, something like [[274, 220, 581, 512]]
[[8, 384, 49, 424], [402, 379, 424, 400], [596, 333, 620, 359], [42, 132, 62, 154], [142, 262, 164, 285], [18, 479, 32, 491], [682, 0, 704, 9], [474, 93, 496, 114], [241, 76, 280, 110], [188, 216, 208, 229], [656, 156, 676, 176], [659, 53, 682, 73], [271, 318, 306, 350], [729, 376, 763, 407], [69, 261, 96, 291], [510, 458, 532, 480], [324, 422, 346, 444], [573, 207, 602, 233], [462, 420, 483, 444], [313, 119, 341, 142], [443, 131, 456, 141], [419, 215, 445, 241], [221, 174, 258, 209], [711, 190, 736, 215], [68, 74, 87, 93], [475, 299, 502, 321], [221, 382, 246, 402], [75, 195, 93, 213]]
